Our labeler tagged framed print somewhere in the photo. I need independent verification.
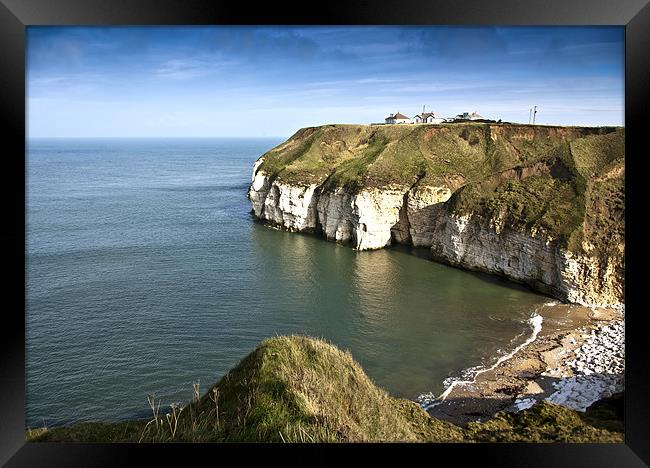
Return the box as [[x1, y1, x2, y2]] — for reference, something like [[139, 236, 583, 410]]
[[1, 0, 648, 465]]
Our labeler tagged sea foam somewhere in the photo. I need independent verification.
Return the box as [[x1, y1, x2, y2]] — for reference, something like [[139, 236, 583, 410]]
[[417, 303, 552, 410]]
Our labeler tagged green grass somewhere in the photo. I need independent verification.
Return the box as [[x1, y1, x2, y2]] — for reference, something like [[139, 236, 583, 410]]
[[449, 173, 585, 244], [170, 335, 464, 442], [465, 397, 624, 443], [257, 123, 622, 192], [27, 336, 624, 444]]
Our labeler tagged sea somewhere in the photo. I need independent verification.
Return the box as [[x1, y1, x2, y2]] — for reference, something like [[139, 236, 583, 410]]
[[26, 137, 550, 427]]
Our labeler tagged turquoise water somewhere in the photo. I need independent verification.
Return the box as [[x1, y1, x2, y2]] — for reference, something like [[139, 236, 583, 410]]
[[26, 138, 549, 427]]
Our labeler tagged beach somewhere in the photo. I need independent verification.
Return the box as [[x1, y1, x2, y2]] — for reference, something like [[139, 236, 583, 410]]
[[419, 302, 625, 426]]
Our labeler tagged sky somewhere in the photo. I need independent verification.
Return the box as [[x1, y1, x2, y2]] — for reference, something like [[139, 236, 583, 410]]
[[27, 26, 624, 138]]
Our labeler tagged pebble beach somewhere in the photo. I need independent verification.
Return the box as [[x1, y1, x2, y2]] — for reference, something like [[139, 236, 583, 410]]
[[419, 303, 625, 426]]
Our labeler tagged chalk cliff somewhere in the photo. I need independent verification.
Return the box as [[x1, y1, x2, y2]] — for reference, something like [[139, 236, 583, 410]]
[[248, 123, 624, 308]]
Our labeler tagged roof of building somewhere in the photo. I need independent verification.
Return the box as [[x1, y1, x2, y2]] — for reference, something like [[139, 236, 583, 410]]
[[388, 112, 409, 120], [455, 111, 484, 119], [415, 112, 438, 119]]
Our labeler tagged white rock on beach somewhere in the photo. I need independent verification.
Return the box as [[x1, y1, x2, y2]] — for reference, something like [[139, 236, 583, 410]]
[[543, 319, 624, 412], [513, 397, 537, 411]]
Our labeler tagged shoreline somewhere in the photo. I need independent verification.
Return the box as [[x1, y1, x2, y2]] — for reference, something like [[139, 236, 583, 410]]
[[418, 302, 625, 426]]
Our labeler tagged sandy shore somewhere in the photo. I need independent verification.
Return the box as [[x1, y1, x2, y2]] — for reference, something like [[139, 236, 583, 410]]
[[417, 302, 625, 426]]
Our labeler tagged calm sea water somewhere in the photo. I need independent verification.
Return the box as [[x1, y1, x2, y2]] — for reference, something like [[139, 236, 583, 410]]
[[26, 138, 549, 427]]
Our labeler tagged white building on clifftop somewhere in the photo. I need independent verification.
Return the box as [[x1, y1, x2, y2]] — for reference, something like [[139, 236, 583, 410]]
[[385, 112, 411, 124], [454, 111, 484, 120], [413, 111, 444, 124]]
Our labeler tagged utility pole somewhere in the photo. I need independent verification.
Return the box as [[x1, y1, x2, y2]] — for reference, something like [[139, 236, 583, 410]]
[[532, 106, 538, 125], [529, 108, 532, 124]]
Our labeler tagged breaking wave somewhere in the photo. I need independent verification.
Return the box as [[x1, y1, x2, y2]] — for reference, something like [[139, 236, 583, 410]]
[[417, 301, 556, 410]]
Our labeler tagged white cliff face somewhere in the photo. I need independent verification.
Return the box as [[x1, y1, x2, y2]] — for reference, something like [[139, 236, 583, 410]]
[[250, 157, 265, 183], [429, 213, 624, 308], [314, 186, 406, 249], [247, 159, 319, 232], [313, 187, 354, 243], [430, 213, 563, 291], [247, 166, 623, 308], [249, 169, 271, 218], [559, 251, 624, 309], [351, 187, 406, 250], [249, 164, 407, 249], [262, 182, 319, 231], [405, 185, 452, 247]]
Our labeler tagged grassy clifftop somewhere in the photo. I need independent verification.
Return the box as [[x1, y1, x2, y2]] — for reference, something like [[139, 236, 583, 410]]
[[256, 123, 624, 256], [29, 336, 622, 443], [257, 123, 621, 190]]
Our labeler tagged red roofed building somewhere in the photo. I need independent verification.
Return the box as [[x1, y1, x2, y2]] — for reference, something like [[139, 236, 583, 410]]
[[385, 112, 411, 124]]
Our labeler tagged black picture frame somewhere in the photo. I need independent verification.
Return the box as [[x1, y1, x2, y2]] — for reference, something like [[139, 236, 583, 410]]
[[2, 0, 648, 465]]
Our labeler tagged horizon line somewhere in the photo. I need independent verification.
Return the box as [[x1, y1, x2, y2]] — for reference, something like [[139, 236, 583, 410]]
[[26, 135, 291, 139]]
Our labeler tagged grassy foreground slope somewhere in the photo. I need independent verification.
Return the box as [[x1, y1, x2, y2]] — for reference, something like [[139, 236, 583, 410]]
[[28, 336, 622, 443], [256, 123, 624, 257]]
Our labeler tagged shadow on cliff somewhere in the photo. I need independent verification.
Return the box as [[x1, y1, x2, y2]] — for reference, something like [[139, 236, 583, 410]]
[[387, 242, 558, 300]]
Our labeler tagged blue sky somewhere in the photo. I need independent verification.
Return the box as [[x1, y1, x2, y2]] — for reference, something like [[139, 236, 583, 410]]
[[27, 26, 624, 137]]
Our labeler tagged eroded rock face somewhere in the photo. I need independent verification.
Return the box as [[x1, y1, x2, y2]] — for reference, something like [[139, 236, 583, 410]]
[[248, 169, 319, 232], [403, 185, 453, 247], [559, 251, 624, 308], [428, 213, 623, 308], [330, 186, 406, 250], [247, 164, 623, 308], [250, 169, 410, 250]]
